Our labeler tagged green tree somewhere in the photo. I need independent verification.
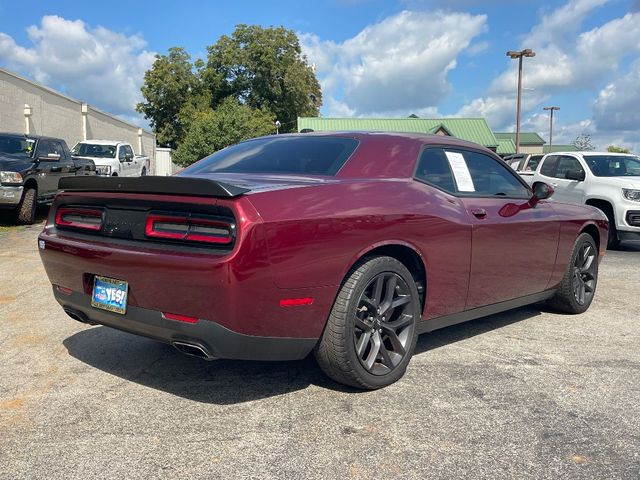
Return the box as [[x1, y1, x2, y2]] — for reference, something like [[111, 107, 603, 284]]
[[572, 133, 595, 151], [205, 24, 322, 133], [173, 98, 275, 167], [136, 48, 203, 148], [607, 145, 630, 153]]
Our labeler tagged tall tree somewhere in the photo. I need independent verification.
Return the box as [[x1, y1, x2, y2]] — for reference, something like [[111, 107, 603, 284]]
[[607, 145, 630, 153], [572, 134, 595, 151], [172, 97, 275, 167], [205, 25, 322, 133], [136, 48, 202, 148]]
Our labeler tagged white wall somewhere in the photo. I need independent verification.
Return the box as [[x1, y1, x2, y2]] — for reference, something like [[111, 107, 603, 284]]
[[0, 68, 156, 171]]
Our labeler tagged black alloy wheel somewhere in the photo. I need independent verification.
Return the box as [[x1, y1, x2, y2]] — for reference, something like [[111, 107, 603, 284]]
[[572, 241, 597, 306], [353, 272, 415, 375], [547, 232, 599, 314], [315, 256, 420, 389]]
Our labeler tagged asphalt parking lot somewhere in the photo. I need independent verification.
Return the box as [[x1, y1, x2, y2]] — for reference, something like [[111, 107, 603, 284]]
[[1, 212, 639, 480]]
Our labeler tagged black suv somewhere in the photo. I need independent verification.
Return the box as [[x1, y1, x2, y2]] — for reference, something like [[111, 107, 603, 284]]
[[0, 133, 96, 224]]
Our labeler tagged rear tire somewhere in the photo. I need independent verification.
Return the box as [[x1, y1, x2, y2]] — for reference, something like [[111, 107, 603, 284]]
[[15, 187, 36, 225], [547, 233, 599, 314], [315, 256, 420, 389]]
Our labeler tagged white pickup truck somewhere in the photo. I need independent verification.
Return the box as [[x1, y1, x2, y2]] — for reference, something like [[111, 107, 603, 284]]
[[532, 151, 640, 248], [71, 140, 149, 177]]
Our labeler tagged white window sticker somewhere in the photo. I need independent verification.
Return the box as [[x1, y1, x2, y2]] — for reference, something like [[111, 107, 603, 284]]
[[445, 151, 475, 192]]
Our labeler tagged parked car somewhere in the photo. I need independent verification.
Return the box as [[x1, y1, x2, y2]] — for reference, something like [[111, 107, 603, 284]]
[[71, 140, 149, 177], [532, 151, 640, 248], [504, 153, 544, 185], [39, 133, 607, 389], [0, 132, 96, 224]]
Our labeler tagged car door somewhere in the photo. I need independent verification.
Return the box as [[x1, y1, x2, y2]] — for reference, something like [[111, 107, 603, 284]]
[[413, 148, 472, 318], [126, 145, 140, 175], [547, 155, 586, 204], [117, 145, 129, 176], [442, 148, 560, 309], [33, 139, 65, 197]]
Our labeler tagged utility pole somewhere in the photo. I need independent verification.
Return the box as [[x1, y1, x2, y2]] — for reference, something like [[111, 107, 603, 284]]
[[506, 49, 536, 153], [543, 106, 560, 151]]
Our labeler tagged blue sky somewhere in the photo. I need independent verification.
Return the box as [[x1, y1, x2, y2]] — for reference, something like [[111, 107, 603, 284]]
[[1, 0, 639, 150]]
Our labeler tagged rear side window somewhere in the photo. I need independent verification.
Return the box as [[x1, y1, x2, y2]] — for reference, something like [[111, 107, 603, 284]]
[[555, 156, 584, 179], [527, 155, 543, 171], [540, 155, 559, 177], [186, 136, 359, 176], [414, 148, 456, 193]]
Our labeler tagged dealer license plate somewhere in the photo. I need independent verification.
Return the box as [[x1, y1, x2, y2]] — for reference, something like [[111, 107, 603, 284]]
[[91, 275, 128, 315]]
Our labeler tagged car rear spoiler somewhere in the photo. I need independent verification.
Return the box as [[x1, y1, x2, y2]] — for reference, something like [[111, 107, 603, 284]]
[[58, 176, 251, 198]]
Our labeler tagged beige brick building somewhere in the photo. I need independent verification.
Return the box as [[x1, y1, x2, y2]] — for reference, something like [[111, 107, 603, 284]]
[[0, 67, 156, 171]]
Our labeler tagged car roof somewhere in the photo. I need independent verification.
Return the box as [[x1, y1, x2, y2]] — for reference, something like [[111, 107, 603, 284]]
[[78, 140, 126, 145], [268, 131, 494, 152], [0, 132, 61, 141]]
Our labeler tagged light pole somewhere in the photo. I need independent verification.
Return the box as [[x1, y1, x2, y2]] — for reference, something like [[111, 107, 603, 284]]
[[506, 48, 536, 154], [275, 120, 281, 135], [543, 106, 560, 151]]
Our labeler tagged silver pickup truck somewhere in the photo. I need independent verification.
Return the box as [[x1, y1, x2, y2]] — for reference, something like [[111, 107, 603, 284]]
[[71, 140, 149, 177], [504, 153, 544, 185]]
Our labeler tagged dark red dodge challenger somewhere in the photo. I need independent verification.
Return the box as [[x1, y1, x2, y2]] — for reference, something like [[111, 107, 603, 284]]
[[38, 132, 607, 389]]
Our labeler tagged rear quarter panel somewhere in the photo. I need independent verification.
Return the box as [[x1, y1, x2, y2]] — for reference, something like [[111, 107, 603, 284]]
[[248, 179, 473, 320]]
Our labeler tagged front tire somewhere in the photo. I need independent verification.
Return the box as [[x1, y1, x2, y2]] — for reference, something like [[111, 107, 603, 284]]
[[15, 187, 36, 225], [547, 233, 599, 314], [597, 205, 619, 249], [315, 256, 420, 389]]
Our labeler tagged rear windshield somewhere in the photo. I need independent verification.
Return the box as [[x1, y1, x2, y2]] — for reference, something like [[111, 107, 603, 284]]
[[0, 136, 36, 157], [186, 136, 359, 176], [584, 155, 640, 177]]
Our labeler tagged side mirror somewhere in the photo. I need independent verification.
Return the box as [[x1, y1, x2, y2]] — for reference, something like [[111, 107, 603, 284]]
[[529, 181, 554, 207], [565, 169, 585, 181], [38, 153, 61, 162], [125, 153, 133, 162]]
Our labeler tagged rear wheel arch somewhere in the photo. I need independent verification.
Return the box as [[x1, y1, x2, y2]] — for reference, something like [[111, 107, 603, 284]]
[[580, 223, 600, 251], [343, 242, 427, 312]]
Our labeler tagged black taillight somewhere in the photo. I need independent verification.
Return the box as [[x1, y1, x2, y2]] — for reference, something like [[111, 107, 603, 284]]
[[55, 207, 104, 231], [145, 213, 234, 245]]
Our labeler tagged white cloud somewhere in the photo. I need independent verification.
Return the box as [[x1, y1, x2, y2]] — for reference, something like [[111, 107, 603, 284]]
[[0, 15, 155, 120], [301, 10, 487, 116], [593, 59, 640, 139], [456, 0, 640, 153]]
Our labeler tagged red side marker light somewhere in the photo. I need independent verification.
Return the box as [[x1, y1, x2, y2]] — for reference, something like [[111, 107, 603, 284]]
[[56, 285, 73, 296], [279, 297, 314, 307], [162, 312, 199, 324]]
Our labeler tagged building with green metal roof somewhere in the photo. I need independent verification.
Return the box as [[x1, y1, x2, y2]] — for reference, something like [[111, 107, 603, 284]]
[[297, 117, 499, 151], [495, 132, 546, 154], [543, 144, 579, 153], [496, 138, 516, 156]]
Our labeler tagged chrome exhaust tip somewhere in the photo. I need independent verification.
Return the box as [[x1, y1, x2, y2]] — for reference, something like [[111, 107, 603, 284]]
[[172, 341, 216, 360]]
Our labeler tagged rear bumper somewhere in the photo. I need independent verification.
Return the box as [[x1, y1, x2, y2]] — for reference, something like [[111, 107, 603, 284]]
[[54, 288, 317, 361]]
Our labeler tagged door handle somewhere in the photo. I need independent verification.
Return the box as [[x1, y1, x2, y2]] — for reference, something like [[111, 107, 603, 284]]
[[50, 166, 62, 172], [470, 208, 487, 219]]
